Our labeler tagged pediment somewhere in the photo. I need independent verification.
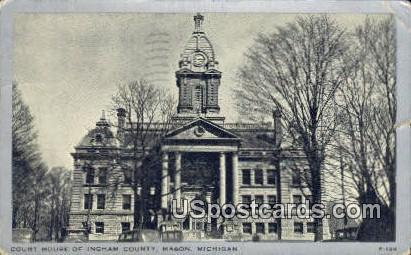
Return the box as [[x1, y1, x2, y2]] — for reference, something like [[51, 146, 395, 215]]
[[165, 118, 239, 140], [176, 68, 192, 74], [204, 69, 221, 74]]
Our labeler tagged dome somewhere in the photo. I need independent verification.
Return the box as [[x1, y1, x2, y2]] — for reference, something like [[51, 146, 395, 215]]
[[181, 34, 215, 62], [76, 112, 120, 148], [178, 13, 219, 71]]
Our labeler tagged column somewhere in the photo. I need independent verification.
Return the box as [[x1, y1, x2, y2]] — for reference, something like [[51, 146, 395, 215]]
[[175, 152, 182, 205], [219, 152, 226, 206], [232, 152, 239, 205], [161, 152, 169, 209]]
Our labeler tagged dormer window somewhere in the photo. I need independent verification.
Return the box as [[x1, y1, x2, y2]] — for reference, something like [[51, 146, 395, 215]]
[[95, 133, 103, 143]]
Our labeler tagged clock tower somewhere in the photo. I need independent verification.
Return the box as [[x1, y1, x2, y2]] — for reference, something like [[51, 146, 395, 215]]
[[174, 13, 224, 124]]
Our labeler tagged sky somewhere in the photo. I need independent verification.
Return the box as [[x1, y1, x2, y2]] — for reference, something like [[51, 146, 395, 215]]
[[13, 13, 384, 170]]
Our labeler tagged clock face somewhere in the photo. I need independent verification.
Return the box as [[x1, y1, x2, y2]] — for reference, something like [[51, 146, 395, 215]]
[[193, 53, 206, 67]]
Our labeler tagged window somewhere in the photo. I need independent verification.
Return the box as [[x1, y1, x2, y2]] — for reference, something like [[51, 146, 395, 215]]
[[95, 222, 104, 234], [195, 222, 203, 230], [268, 195, 276, 206], [183, 86, 188, 102], [294, 222, 303, 234], [84, 194, 93, 210], [242, 169, 251, 185], [254, 195, 264, 206], [242, 195, 252, 212], [150, 187, 156, 196], [242, 195, 252, 205], [293, 195, 303, 204], [95, 134, 103, 143], [267, 170, 276, 185], [98, 168, 107, 184], [268, 223, 277, 233], [194, 86, 203, 112], [307, 222, 315, 233], [82, 221, 91, 233], [97, 194, 105, 209], [183, 217, 190, 230], [292, 170, 301, 186], [254, 169, 263, 185], [124, 170, 132, 185], [122, 194, 131, 210], [256, 223, 265, 234], [85, 168, 95, 184], [121, 222, 130, 233], [242, 223, 252, 234]]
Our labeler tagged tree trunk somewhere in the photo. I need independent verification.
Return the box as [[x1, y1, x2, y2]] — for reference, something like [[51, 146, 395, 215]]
[[32, 192, 39, 241], [49, 199, 55, 240], [357, 189, 394, 241], [309, 155, 323, 242], [12, 206, 18, 229], [133, 187, 141, 229]]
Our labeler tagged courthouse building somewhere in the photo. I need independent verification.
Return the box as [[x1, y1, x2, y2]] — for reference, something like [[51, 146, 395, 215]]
[[67, 14, 329, 241]]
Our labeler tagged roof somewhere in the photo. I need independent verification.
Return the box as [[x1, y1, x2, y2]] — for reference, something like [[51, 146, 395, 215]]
[[230, 129, 275, 149], [181, 13, 215, 62], [76, 115, 119, 148], [177, 14, 219, 72], [182, 33, 215, 62], [75, 118, 280, 151]]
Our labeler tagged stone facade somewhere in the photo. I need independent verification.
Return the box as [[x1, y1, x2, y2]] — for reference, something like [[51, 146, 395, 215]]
[[67, 13, 330, 241]]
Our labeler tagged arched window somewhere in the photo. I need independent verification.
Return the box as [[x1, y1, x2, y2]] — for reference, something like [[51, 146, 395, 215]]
[[193, 85, 203, 112]]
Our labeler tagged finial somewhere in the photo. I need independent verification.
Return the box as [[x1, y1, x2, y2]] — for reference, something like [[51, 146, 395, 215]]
[[96, 110, 109, 127], [193, 13, 204, 33]]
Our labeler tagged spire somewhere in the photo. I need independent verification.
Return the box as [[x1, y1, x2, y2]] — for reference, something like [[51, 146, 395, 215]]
[[101, 110, 106, 120], [193, 13, 204, 33]]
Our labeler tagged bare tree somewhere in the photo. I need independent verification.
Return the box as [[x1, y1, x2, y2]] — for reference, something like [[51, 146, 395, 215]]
[[46, 167, 72, 241], [12, 82, 72, 242], [235, 15, 349, 241], [12, 82, 51, 242], [29, 163, 50, 241], [12, 82, 40, 229], [336, 16, 395, 241], [112, 79, 176, 229]]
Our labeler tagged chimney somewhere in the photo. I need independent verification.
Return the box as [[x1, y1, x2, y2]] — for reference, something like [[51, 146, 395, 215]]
[[273, 108, 282, 149], [117, 108, 126, 131]]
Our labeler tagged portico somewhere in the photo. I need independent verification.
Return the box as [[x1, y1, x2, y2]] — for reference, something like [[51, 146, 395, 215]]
[[160, 118, 241, 210]]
